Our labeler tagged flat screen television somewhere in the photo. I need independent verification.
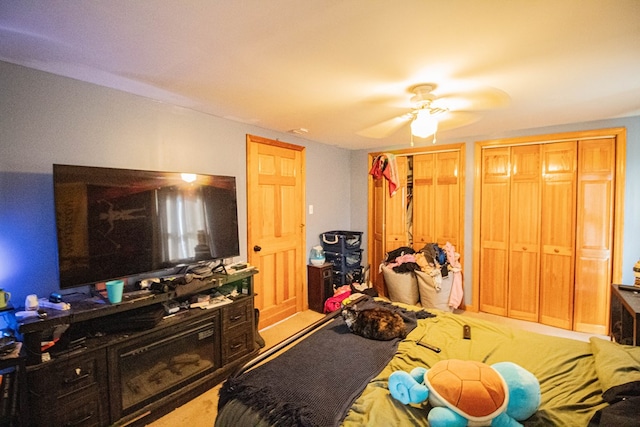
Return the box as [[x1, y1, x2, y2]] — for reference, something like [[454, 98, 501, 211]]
[[53, 164, 240, 289]]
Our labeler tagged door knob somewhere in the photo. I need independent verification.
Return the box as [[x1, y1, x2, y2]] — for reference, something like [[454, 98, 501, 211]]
[[253, 245, 262, 252]]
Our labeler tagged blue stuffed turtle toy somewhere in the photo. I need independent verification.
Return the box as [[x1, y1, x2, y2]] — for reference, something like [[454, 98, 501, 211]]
[[388, 359, 541, 427]]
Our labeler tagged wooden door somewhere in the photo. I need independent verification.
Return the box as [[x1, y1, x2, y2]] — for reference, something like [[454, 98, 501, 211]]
[[573, 138, 615, 334], [246, 135, 305, 329], [413, 151, 461, 250], [384, 156, 409, 252], [539, 141, 577, 330], [434, 151, 461, 248], [474, 128, 625, 327], [412, 153, 435, 249], [507, 145, 541, 322], [369, 146, 464, 296], [369, 155, 407, 296], [371, 175, 386, 295], [479, 147, 511, 316]]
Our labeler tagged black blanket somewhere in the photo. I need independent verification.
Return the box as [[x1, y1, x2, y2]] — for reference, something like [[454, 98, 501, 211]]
[[588, 381, 640, 427], [218, 299, 431, 427]]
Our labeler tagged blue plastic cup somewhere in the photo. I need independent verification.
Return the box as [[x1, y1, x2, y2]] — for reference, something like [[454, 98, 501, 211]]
[[105, 279, 124, 304]]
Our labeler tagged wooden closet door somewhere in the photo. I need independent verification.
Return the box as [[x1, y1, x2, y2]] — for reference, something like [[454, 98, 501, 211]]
[[539, 141, 577, 330], [479, 147, 511, 316], [412, 153, 435, 249], [508, 145, 541, 322], [385, 156, 409, 252], [413, 151, 461, 250], [372, 175, 386, 294], [434, 151, 461, 248], [573, 138, 615, 334]]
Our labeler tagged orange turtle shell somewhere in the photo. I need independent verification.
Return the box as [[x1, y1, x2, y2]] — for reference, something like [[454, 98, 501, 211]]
[[425, 359, 508, 421]]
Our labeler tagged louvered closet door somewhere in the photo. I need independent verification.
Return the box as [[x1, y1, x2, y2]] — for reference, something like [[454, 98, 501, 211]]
[[507, 145, 541, 322], [479, 147, 511, 316], [384, 156, 409, 252], [574, 138, 615, 334], [539, 141, 577, 330]]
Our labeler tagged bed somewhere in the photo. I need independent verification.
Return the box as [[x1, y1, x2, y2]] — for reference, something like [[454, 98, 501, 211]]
[[215, 297, 640, 426]]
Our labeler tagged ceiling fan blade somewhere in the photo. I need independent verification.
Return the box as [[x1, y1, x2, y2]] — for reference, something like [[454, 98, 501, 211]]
[[357, 114, 412, 139], [436, 111, 480, 131], [433, 87, 511, 111]]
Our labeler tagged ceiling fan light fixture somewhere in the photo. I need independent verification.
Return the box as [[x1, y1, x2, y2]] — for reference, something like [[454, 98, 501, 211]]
[[411, 109, 438, 138], [181, 173, 197, 183]]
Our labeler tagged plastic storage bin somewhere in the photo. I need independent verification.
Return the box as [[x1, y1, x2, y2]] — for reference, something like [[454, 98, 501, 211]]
[[320, 231, 363, 253], [325, 249, 363, 273], [333, 266, 364, 286]]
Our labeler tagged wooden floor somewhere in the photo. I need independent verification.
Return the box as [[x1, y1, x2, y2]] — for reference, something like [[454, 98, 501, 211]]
[[149, 307, 606, 425]]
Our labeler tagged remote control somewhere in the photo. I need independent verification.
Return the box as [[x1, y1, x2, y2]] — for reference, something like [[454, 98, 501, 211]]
[[463, 324, 471, 340], [417, 341, 441, 353]]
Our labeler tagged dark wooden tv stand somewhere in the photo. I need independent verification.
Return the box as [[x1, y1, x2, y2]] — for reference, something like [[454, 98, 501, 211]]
[[18, 269, 259, 427]]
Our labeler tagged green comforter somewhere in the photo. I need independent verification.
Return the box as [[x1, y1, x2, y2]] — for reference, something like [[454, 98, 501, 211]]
[[343, 309, 640, 427], [216, 306, 640, 427]]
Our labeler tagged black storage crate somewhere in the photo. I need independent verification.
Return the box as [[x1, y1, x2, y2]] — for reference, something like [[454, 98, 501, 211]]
[[325, 250, 363, 274], [333, 266, 364, 286], [320, 231, 363, 253]]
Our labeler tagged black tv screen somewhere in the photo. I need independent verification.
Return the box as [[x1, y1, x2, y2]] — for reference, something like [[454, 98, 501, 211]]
[[53, 164, 240, 289]]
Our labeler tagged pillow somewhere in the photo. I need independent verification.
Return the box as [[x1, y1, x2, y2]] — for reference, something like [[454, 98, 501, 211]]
[[590, 337, 640, 402], [381, 265, 419, 306], [415, 270, 453, 311]]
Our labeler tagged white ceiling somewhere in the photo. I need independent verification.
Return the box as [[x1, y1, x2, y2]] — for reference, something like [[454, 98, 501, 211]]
[[1, 0, 639, 150]]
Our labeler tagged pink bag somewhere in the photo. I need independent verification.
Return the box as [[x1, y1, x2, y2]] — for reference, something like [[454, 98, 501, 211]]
[[323, 288, 351, 313]]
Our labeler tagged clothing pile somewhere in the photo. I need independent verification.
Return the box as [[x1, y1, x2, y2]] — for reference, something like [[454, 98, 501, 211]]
[[381, 242, 463, 310], [369, 153, 399, 197]]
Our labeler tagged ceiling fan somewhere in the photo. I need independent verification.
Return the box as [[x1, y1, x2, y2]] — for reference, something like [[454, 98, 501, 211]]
[[357, 83, 509, 144]]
